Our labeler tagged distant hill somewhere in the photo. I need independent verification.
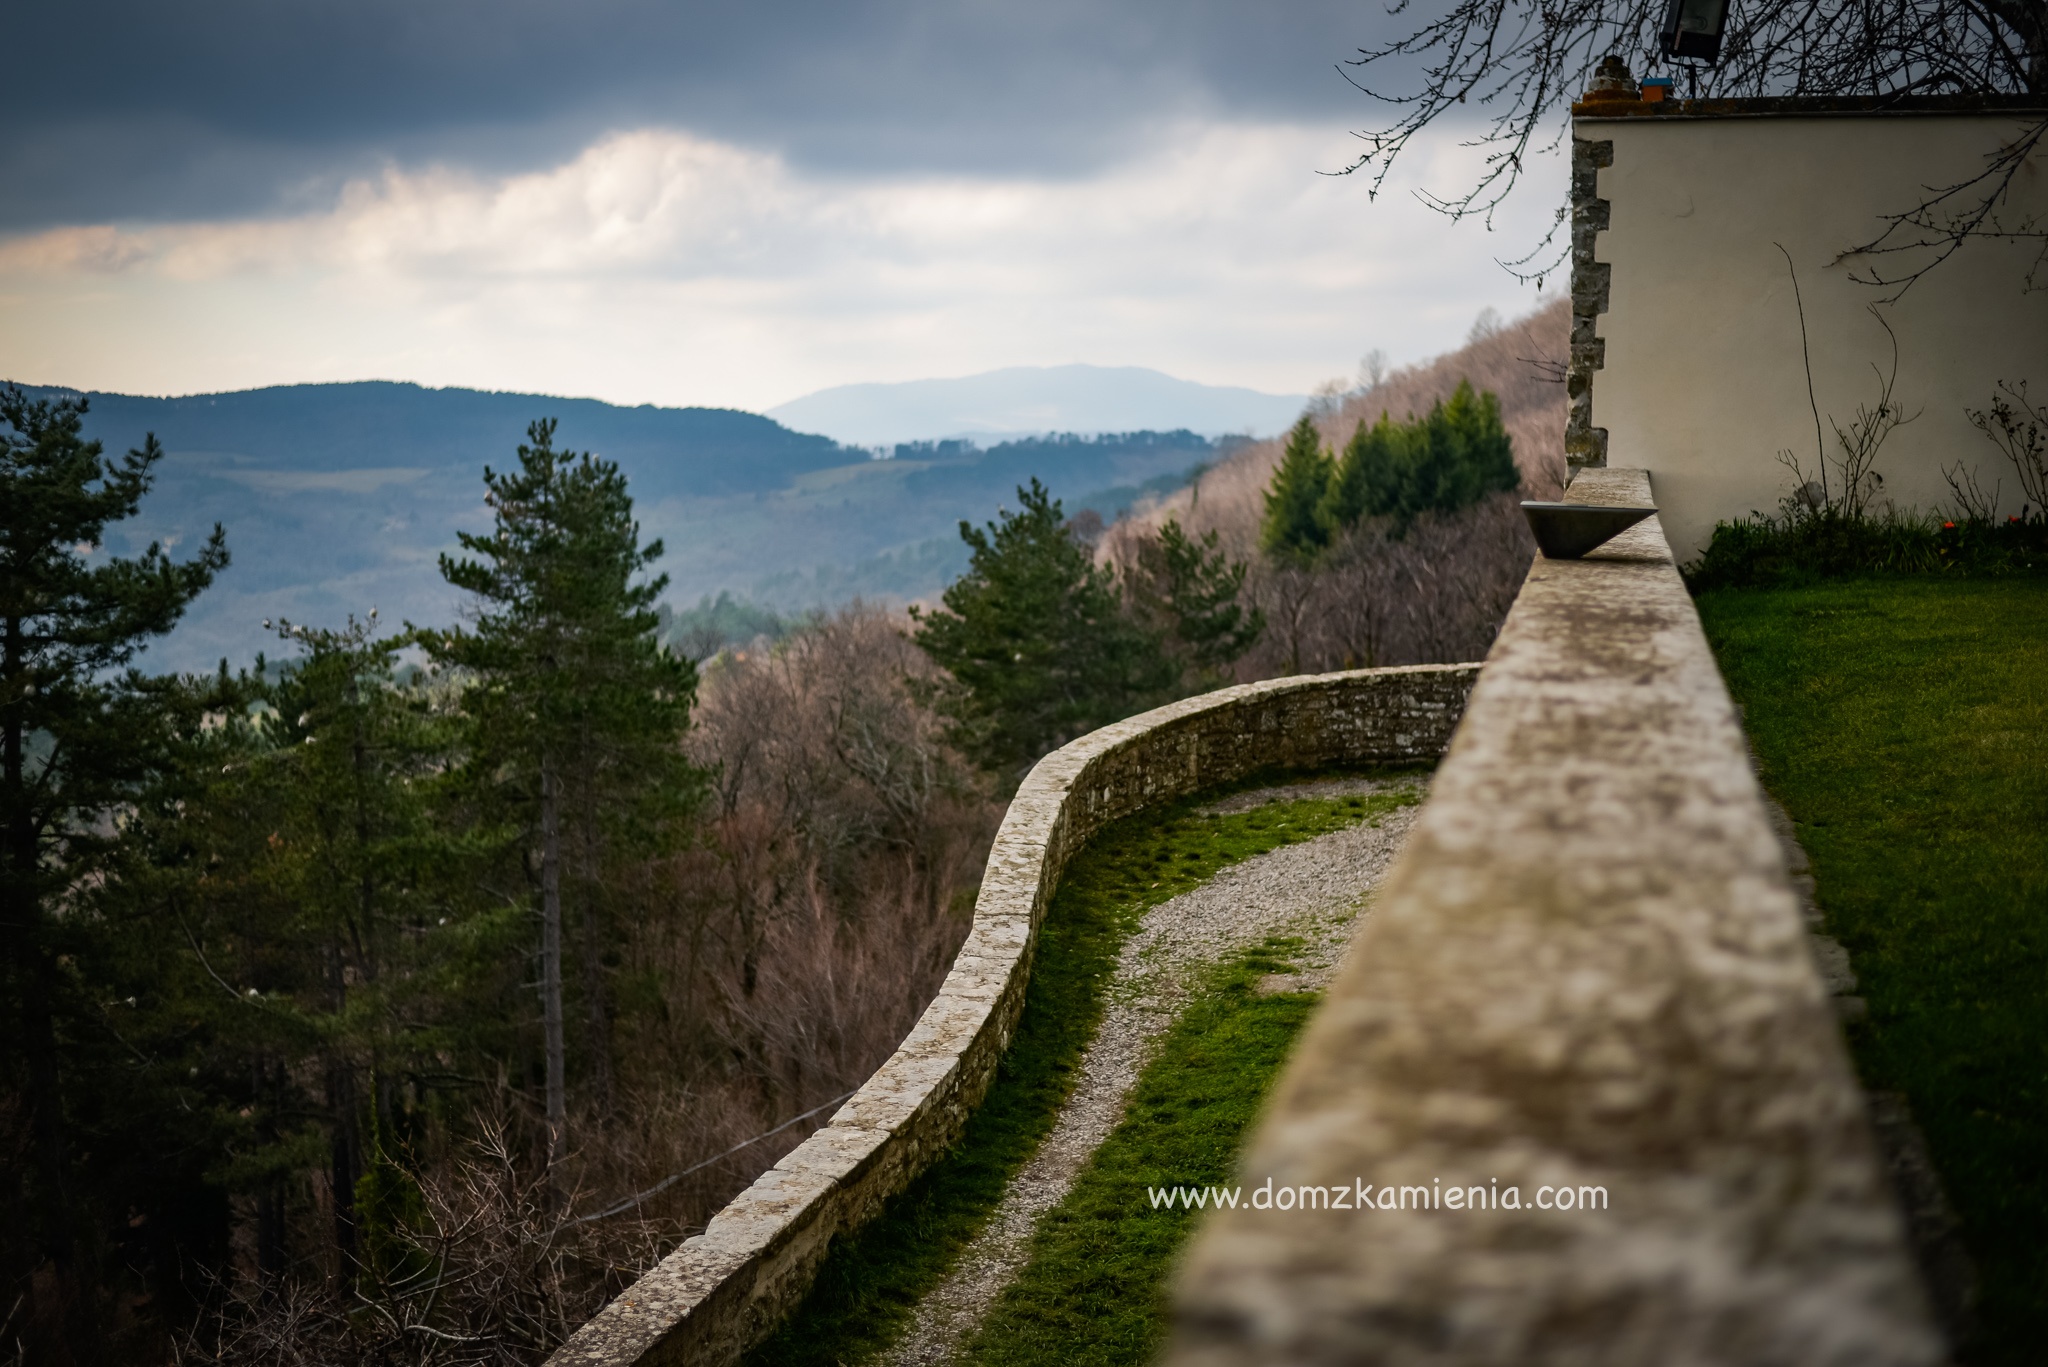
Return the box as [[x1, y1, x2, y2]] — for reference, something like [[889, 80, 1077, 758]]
[[50, 381, 855, 499], [767, 365, 1307, 447], [10, 380, 1226, 672]]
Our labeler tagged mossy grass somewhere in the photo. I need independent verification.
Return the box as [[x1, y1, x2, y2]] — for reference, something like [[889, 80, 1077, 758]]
[[1696, 578, 2048, 1364], [744, 769, 1422, 1367], [960, 936, 1319, 1367]]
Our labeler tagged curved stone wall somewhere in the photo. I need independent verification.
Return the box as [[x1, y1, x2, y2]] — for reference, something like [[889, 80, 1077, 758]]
[[546, 663, 1479, 1367]]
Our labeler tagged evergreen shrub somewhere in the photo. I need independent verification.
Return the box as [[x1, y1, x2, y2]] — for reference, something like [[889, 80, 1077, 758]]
[[1259, 380, 1518, 565], [1685, 509, 2048, 590]]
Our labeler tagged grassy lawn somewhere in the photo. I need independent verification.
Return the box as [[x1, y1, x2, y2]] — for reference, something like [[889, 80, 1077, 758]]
[[1696, 578, 2048, 1365], [961, 937, 1317, 1367], [745, 774, 1421, 1367]]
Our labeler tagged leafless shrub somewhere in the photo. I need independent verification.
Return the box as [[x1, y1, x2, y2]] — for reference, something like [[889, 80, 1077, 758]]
[[1122, 298, 1568, 559], [1231, 493, 1534, 676], [180, 1116, 662, 1367], [188, 604, 998, 1365], [1966, 378, 2048, 512], [1776, 306, 1920, 521], [1943, 459, 2004, 523]]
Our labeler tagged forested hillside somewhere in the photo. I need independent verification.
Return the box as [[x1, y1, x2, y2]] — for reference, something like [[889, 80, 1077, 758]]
[[1125, 299, 1567, 543], [2, 306, 1560, 1365], [5, 381, 1228, 671], [0, 397, 1005, 1365], [1103, 298, 1566, 674]]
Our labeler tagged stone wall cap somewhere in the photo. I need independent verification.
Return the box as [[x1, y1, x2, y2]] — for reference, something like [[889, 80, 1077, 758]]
[[1165, 465, 1942, 1367], [1574, 92, 2048, 121]]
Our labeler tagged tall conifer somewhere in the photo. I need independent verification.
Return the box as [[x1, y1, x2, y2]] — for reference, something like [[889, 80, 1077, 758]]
[[428, 420, 699, 1165], [1260, 415, 1335, 564], [0, 386, 227, 1321], [912, 480, 1173, 788], [1125, 518, 1265, 690]]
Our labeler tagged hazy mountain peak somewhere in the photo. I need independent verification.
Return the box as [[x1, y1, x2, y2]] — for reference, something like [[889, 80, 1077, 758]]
[[766, 364, 1307, 447]]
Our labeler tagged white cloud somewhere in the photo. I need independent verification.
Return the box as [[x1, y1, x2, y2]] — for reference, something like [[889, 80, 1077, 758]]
[[0, 121, 1565, 411]]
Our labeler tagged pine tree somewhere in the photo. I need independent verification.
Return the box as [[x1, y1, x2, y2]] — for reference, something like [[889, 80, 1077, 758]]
[[1260, 415, 1335, 565], [1126, 518, 1265, 691], [1318, 410, 1412, 533], [1423, 380, 1518, 512], [0, 386, 227, 1331], [238, 615, 450, 1271], [912, 480, 1174, 788], [1315, 380, 1519, 536], [427, 420, 699, 1165]]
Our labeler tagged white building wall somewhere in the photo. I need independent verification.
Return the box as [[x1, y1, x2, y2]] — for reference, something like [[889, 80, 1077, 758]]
[[1580, 110, 2048, 561]]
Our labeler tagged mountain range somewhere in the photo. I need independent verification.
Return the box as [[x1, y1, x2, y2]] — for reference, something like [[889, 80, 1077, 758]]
[[766, 364, 1306, 447], [13, 379, 1277, 672]]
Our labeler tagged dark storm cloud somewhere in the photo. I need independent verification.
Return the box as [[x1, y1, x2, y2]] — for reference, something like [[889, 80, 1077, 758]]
[[5, 0, 1394, 231]]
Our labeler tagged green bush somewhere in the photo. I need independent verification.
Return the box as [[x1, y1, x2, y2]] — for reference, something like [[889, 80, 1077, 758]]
[[1258, 383, 1518, 567], [1317, 380, 1518, 536], [1685, 508, 2048, 590]]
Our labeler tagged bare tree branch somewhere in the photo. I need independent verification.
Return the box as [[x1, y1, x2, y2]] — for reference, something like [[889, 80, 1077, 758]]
[[1339, 0, 2048, 279]]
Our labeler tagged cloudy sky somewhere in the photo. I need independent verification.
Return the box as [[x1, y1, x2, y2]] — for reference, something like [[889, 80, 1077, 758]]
[[0, 1, 1568, 412]]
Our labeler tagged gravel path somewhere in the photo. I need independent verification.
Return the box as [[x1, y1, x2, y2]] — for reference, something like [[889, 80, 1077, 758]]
[[882, 778, 1425, 1366]]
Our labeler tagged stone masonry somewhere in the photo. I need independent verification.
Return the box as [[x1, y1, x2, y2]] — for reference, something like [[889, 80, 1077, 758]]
[[1567, 132, 1613, 471], [1165, 470, 1942, 1367], [543, 665, 1478, 1367]]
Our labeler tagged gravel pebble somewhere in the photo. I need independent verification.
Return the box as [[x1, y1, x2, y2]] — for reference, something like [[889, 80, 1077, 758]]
[[882, 777, 1424, 1365]]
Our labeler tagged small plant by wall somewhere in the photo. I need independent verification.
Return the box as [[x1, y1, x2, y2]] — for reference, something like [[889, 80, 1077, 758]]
[[1685, 294, 2048, 589]]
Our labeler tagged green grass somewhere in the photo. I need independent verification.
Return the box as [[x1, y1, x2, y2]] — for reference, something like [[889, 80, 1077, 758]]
[[961, 937, 1318, 1367], [1696, 578, 2048, 1364], [744, 773, 1423, 1367]]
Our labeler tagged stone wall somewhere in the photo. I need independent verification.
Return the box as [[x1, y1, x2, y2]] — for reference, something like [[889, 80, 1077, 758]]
[[1566, 132, 1612, 471], [1165, 469, 1944, 1366], [545, 664, 1478, 1367]]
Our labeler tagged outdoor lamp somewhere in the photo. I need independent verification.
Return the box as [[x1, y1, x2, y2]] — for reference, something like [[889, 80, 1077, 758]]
[[1660, 0, 1728, 64]]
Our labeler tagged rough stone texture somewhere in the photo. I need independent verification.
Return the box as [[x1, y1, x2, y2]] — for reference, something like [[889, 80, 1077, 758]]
[[1866, 1093, 1978, 1352], [1565, 134, 1613, 471], [887, 781, 1426, 1366], [545, 666, 1477, 1367], [1166, 470, 1944, 1367]]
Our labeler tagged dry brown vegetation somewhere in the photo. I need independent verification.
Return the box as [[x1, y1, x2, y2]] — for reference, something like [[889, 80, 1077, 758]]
[[1104, 298, 1566, 676], [183, 606, 997, 1367], [178, 307, 1566, 1366]]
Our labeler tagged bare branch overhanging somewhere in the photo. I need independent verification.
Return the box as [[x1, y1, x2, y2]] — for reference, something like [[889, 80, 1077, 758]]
[[1339, 0, 2048, 282]]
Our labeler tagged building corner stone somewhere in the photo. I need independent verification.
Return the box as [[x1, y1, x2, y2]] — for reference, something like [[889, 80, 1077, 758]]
[[1567, 133, 1613, 470]]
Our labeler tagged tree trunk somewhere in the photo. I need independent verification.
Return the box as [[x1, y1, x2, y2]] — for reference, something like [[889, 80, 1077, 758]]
[[540, 750, 567, 1167], [579, 887, 613, 1117], [252, 1057, 285, 1286], [578, 780, 613, 1118], [324, 908, 362, 1275], [325, 1052, 360, 1275], [3, 630, 72, 1274], [12, 902, 70, 1270]]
